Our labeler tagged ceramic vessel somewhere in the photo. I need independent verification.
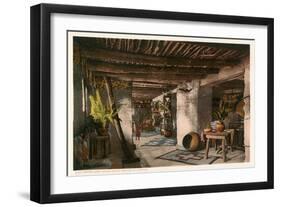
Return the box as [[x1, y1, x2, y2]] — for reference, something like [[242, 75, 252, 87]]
[[216, 121, 225, 132]]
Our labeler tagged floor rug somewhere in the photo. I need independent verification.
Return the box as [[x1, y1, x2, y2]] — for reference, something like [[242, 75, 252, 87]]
[[157, 149, 219, 165], [142, 137, 177, 146]]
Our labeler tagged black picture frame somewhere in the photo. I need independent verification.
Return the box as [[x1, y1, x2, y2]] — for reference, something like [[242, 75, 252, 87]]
[[30, 3, 274, 204]]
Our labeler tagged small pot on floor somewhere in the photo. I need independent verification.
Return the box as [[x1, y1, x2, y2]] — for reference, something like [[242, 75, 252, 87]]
[[164, 129, 172, 137]]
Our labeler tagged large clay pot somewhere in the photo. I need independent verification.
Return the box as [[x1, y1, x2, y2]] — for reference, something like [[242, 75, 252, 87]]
[[182, 132, 201, 151], [216, 121, 225, 132]]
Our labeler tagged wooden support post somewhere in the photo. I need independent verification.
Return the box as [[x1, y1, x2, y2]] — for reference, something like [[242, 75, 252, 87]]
[[104, 76, 139, 163], [205, 139, 210, 159], [222, 139, 226, 162]]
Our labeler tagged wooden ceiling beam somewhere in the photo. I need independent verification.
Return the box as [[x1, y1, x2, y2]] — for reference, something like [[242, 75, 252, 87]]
[[132, 92, 162, 98], [132, 91, 163, 97], [200, 63, 245, 87], [91, 71, 205, 82], [81, 48, 239, 68], [132, 82, 175, 89], [104, 76, 190, 85], [86, 61, 219, 75], [132, 80, 180, 85]]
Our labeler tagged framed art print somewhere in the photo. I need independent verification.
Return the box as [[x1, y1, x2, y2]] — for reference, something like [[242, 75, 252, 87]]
[[30, 3, 274, 203]]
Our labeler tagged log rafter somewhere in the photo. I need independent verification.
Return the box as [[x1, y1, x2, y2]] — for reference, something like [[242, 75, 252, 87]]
[[81, 48, 239, 68]]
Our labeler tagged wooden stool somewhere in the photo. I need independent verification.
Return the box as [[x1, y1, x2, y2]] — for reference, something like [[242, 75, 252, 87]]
[[204, 131, 229, 162]]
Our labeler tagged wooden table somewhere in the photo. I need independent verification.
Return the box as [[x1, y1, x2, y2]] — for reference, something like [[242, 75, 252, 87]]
[[204, 131, 229, 162]]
